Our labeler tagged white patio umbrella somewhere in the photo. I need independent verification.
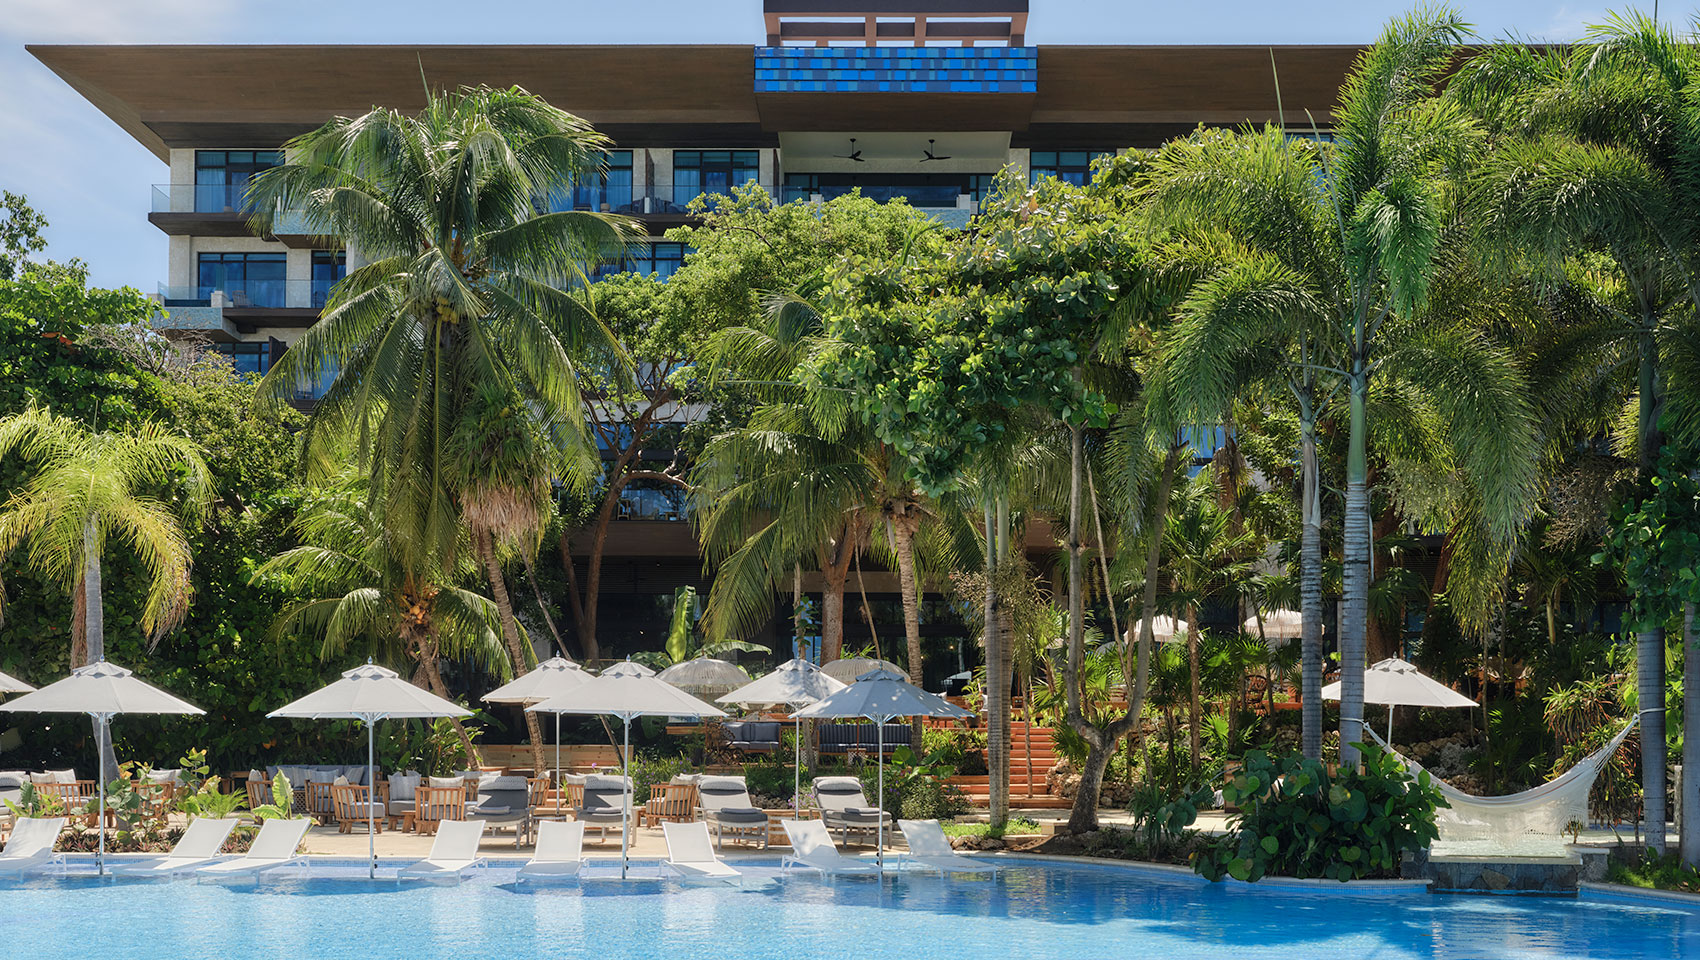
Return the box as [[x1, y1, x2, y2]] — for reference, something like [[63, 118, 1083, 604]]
[[821, 656, 903, 684], [0, 669, 34, 694], [529, 672, 727, 878], [1321, 656, 1477, 743], [792, 667, 972, 870], [656, 657, 750, 700], [601, 659, 656, 678], [1244, 609, 1303, 642], [1148, 615, 1190, 643], [718, 659, 847, 818], [269, 662, 471, 878], [482, 656, 591, 782], [0, 660, 203, 875]]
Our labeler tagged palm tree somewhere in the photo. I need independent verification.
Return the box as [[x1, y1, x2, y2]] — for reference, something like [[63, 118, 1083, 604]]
[[0, 401, 213, 780], [246, 83, 639, 599], [1141, 7, 1541, 768], [253, 478, 511, 765]]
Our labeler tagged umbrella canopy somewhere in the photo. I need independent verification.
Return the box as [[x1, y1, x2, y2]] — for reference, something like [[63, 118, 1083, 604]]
[[0, 660, 204, 875], [601, 659, 656, 678], [0, 668, 34, 694], [656, 657, 751, 699], [718, 659, 846, 708], [719, 659, 847, 820], [1148, 615, 1189, 642], [269, 663, 472, 721], [0, 660, 201, 716], [821, 656, 904, 684], [793, 668, 971, 870], [482, 656, 589, 704], [270, 663, 470, 878], [1245, 609, 1303, 641], [1321, 658, 1477, 709], [530, 672, 726, 879]]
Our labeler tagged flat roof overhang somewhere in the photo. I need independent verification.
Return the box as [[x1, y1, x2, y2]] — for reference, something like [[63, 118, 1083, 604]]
[[30, 43, 1362, 159]]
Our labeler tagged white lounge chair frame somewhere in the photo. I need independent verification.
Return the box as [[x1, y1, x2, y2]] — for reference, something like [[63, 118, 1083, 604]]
[[0, 817, 67, 875], [398, 819, 486, 879], [663, 821, 743, 883], [111, 817, 238, 875], [196, 818, 311, 877], [897, 819, 999, 875], [780, 819, 879, 876], [518, 820, 584, 881]]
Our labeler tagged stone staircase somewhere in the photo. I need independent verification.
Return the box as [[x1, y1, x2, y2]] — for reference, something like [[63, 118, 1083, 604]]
[[949, 717, 1071, 809]]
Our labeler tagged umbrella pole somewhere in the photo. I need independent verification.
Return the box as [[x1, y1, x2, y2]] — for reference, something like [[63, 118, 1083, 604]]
[[555, 712, 561, 787], [621, 715, 631, 880], [96, 713, 108, 877], [1387, 706, 1394, 748], [367, 718, 376, 879], [876, 717, 884, 872], [794, 715, 803, 820]]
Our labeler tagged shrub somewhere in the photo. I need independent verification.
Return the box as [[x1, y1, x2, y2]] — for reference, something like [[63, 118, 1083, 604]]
[[922, 727, 988, 776], [630, 753, 695, 803], [1192, 744, 1445, 883]]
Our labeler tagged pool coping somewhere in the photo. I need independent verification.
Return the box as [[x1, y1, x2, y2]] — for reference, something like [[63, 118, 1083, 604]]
[[1578, 880, 1700, 910], [974, 851, 1432, 894]]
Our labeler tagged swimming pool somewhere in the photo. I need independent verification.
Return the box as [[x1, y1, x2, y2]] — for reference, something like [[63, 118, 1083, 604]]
[[0, 857, 1694, 960]]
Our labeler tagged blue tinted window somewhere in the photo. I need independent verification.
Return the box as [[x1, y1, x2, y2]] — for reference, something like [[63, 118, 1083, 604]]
[[197, 252, 287, 308], [1030, 149, 1114, 186]]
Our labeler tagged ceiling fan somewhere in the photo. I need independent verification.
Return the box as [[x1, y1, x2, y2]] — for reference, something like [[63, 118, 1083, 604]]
[[920, 139, 952, 162], [835, 138, 865, 162]]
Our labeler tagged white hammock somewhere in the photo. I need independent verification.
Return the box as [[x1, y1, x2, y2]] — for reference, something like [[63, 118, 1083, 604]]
[[1366, 716, 1639, 858]]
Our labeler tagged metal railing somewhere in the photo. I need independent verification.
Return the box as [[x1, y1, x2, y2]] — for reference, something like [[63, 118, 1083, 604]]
[[541, 182, 777, 216], [157, 279, 339, 310]]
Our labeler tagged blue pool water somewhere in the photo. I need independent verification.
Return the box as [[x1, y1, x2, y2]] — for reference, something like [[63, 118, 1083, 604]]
[[1, 857, 1696, 960]]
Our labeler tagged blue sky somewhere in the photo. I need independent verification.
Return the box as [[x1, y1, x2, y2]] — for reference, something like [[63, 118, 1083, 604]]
[[0, 1, 1635, 291]]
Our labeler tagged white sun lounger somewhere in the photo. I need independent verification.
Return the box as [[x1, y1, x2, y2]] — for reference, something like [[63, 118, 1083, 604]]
[[111, 817, 238, 876], [898, 819, 1000, 874], [663, 821, 743, 883], [517, 820, 584, 881], [0, 817, 67, 876], [780, 819, 879, 876], [197, 818, 311, 877], [398, 820, 486, 880]]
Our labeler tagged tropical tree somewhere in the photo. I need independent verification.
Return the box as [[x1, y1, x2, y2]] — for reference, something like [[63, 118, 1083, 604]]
[[253, 477, 511, 764], [246, 84, 637, 764], [0, 401, 213, 779], [1450, 12, 1700, 854], [1142, 7, 1541, 769]]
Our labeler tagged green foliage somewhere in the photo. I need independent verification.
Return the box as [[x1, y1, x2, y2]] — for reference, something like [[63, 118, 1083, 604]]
[[629, 753, 695, 803], [922, 726, 987, 776], [0, 191, 48, 280], [1126, 780, 1211, 849], [1607, 849, 1700, 893], [1192, 744, 1446, 883], [250, 771, 293, 821], [941, 817, 1040, 838], [1597, 448, 1700, 632], [865, 745, 970, 821]]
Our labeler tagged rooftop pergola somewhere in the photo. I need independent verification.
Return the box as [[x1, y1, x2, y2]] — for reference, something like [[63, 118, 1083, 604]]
[[763, 1, 1029, 47]]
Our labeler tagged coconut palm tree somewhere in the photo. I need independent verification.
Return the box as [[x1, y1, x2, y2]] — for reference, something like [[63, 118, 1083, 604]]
[[253, 478, 510, 765], [246, 83, 639, 586], [0, 401, 213, 780], [1140, 7, 1541, 768]]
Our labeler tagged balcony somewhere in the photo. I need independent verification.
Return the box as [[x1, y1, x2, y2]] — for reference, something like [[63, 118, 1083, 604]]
[[156, 279, 331, 333], [148, 185, 323, 245], [544, 182, 778, 224]]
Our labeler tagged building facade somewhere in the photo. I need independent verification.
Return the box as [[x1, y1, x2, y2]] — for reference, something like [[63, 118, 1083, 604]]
[[30, 1, 1363, 673]]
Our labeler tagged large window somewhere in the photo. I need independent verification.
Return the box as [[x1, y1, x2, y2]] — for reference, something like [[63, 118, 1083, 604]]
[[197, 252, 287, 308], [209, 341, 271, 377], [782, 173, 969, 207], [591, 242, 689, 283], [194, 150, 282, 213], [544, 151, 634, 213], [673, 151, 759, 206], [1029, 150, 1114, 186], [311, 251, 346, 307]]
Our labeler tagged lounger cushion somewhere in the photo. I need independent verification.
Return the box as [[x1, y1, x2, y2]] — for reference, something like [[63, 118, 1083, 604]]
[[146, 769, 182, 785], [706, 807, 768, 825], [827, 807, 889, 824], [33, 769, 76, 784], [388, 799, 416, 816], [477, 774, 528, 792], [429, 776, 465, 790], [0, 772, 27, 790], [388, 773, 421, 801]]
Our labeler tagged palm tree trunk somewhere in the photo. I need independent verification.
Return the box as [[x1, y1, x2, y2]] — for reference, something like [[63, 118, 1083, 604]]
[[984, 498, 1007, 828], [891, 509, 925, 747], [1681, 602, 1699, 867], [822, 525, 855, 662], [81, 521, 118, 784], [997, 499, 1016, 805], [415, 652, 482, 769], [477, 530, 545, 774], [1638, 334, 1667, 853], [1187, 603, 1202, 776], [1339, 378, 1371, 770], [1300, 407, 1325, 761]]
